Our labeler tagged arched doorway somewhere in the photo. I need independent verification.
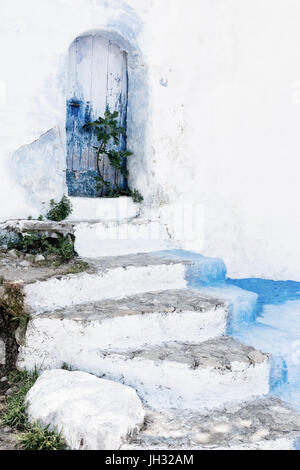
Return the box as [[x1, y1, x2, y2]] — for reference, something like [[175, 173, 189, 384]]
[[66, 34, 128, 197]]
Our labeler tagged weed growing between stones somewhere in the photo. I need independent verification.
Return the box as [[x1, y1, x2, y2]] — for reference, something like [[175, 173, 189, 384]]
[[2, 369, 39, 428], [46, 195, 73, 222], [18, 423, 66, 451], [1, 369, 66, 450]]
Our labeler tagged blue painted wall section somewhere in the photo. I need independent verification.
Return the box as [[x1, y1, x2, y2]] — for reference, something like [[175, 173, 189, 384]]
[[155, 249, 300, 411], [153, 249, 227, 286]]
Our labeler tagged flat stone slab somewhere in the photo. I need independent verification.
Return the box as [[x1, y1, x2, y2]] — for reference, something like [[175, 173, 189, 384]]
[[39, 289, 225, 321], [124, 397, 300, 450], [0, 219, 75, 237], [0, 252, 185, 285], [18, 290, 228, 369], [129, 336, 267, 369], [26, 370, 145, 450], [86, 252, 190, 272], [0, 251, 87, 284]]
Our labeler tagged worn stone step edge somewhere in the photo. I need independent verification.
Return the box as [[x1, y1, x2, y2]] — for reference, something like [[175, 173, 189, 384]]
[[19, 337, 270, 411], [18, 290, 229, 365]]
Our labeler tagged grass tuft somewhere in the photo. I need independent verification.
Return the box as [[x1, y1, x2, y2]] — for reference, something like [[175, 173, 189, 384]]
[[1, 368, 67, 450], [18, 423, 66, 451], [2, 369, 38, 428]]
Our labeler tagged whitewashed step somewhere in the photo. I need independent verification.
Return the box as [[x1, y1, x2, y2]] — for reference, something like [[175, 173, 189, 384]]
[[67, 196, 140, 222], [1, 217, 174, 258], [20, 337, 270, 411], [122, 397, 300, 450], [18, 290, 228, 369], [74, 219, 174, 258], [23, 254, 188, 314]]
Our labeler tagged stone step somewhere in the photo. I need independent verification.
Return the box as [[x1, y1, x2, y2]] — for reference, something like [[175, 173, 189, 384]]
[[0, 217, 174, 258], [67, 196, 140, 222], [0, 249, 227, 318], [18, 289, 229, 369], [0, 250, 225, 315], [20, 337, 270, 411], [73, 219, 174, 258], [122, 397, 300, 450], [22, 253, 189, 314]]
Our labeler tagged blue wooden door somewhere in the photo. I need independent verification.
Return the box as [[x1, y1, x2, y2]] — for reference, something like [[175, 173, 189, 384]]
[[66, 35, 128, 197]]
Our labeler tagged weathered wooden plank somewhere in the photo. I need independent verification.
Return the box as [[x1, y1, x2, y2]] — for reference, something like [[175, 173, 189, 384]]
[[66, 39, 79, 170], [106, 42, 128, 187], [73, 35, 93, 171], [106, 42, 127, 118], [89, 36, 110, 172]]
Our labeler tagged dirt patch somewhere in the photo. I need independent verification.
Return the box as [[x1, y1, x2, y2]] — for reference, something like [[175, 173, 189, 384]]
[[0, 251, 89, 284], [0, 304, 21, 376], [0, 394, 20, 450]]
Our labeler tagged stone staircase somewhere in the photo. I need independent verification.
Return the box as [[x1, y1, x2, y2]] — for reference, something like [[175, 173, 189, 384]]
[[1, 209, 300, 449]]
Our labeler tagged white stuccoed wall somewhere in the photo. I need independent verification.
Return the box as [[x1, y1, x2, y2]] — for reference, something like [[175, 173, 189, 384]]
[[1, 0, 300, 280]]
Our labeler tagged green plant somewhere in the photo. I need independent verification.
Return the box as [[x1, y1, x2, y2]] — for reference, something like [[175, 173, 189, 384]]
[[130, 189, 144, 204], [46, 195, 73, 222], [18, 423, 66, 451], [8, 233, 76, 263], [2, 369, 66, 450], [2, 369, 39, 428], [84, 110, 143, 202]]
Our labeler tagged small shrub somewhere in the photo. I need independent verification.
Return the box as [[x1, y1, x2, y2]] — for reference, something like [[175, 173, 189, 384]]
[[46, 196, 73, 222], [84, 110, 144, 203], [129, 189, 144, 204]]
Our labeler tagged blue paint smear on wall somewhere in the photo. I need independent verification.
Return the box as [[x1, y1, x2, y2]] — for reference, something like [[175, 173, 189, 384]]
[[158, 250, 300, 414], [228, 278, 300, 316], [226, 277, 300, 410], [152, 249, 227, 286]]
